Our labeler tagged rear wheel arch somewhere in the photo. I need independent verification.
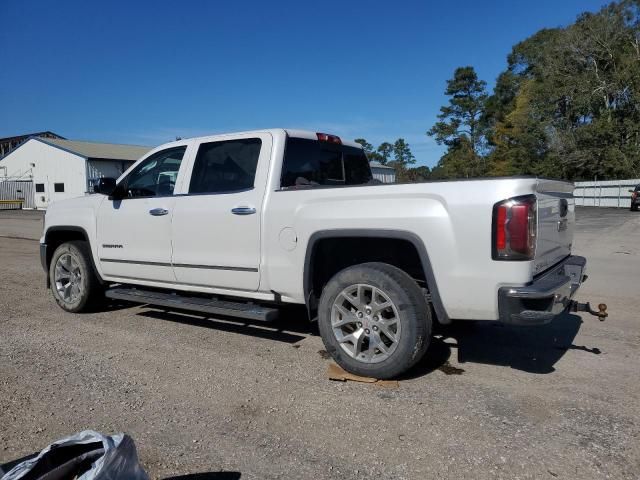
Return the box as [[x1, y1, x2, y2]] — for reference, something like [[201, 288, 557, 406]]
[[318, 262, 432, 378], [303, 229, 450, 324]]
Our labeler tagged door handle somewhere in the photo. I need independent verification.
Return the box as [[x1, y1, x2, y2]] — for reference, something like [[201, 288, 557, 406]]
[[231, 206, 256, 215], [149, 208, 169, 216]]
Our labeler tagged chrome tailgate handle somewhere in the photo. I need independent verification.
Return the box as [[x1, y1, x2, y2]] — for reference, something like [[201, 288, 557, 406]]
[[149, 208, 169, 216], [231, 206, 256, 215]]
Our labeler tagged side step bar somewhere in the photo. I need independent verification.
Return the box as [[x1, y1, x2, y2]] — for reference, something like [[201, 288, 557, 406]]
[[105, 287, 279, 322]]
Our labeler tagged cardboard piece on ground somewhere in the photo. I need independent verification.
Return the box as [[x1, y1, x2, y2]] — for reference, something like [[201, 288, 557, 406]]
[[326, 363, 399, 388]]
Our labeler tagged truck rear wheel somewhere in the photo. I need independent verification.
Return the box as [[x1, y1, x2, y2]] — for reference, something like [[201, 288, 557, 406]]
[[318, 262, 431, 379], [49, 241, 103, 313]]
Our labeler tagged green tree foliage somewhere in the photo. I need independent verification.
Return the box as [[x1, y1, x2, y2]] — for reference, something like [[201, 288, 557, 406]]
[[355, 138, 386, 164], [390, 138, 416, 168], [356, 138, 401, 165], [355, 138, 383, 163], [488, 80, 550, 176], [355, 137, 426, 182], [427, 66, 489, 177], [354, 138, 374, 155], [403, 165, 431, 182], [376, 142, 394, 165], [389, 138, 418, 182], [429, 138, 479, 178], [431, 1, 640, 180]]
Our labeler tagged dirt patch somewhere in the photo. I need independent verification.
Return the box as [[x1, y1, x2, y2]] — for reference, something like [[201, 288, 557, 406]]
[[437, 361, 465, 375], [1, 208, 640, 479], [317, 349, 331, 359]]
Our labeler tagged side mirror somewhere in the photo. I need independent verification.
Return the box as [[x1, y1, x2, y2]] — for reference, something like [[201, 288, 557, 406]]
[[94, 177, 117, 195], [108, 183, 127, 201]]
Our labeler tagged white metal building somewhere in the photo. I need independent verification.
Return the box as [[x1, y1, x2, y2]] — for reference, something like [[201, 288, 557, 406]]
[[370, 161, 396, 183], [573, 178, 640, 208], [0, 137, 150, 209]]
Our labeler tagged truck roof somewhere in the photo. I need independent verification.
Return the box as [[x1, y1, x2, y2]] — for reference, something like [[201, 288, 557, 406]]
[[157, 128, 362, 150], [283, 129, 362, 149]]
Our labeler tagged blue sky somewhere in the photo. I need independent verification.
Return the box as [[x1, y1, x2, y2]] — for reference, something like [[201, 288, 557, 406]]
[[0, 0, 607, 167]]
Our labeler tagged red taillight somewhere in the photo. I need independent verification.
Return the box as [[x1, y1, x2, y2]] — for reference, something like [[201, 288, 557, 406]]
[[316, 132, 342, 144], [493, 196, 537, 260], [496, 206, 507, 250], [508, 204, 530, 253]]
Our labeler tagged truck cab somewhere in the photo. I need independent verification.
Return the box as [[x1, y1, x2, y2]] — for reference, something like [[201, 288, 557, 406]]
[[41, 128, 590, 379]]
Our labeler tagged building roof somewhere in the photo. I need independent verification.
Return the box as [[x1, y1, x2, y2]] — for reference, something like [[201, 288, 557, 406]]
[[41, 138, 151, 161], [0, 131, 65, 143], [370, 161, 395, 170]]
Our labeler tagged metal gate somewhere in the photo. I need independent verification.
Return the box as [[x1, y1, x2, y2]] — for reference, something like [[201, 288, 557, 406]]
[[0, 181, 35, 209]]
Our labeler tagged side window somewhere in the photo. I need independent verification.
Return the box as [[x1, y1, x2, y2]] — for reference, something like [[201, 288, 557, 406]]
[[35, 183, 45, 193], [54, 183, 65, 193], [281, 138, 372, 188], [122, 146, 186, 198], [189, 138, 261, 194]]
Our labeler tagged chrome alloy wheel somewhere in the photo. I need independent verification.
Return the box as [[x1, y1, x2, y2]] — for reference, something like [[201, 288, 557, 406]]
[[331, 283, 401, 364], [54, 253, 83, 304]]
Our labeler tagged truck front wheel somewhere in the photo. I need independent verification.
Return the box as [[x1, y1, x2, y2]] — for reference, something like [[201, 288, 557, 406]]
[[318, 262, 432, 379], [49, 241, 103, 313]]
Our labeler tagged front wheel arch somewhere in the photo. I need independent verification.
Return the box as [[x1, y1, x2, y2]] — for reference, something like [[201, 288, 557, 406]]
[[49, 240, 104, 312], [44, 226, 103, 287]]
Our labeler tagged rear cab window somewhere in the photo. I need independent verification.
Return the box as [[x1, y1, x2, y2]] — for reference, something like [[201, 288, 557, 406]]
[[281, 137, 373, 189]]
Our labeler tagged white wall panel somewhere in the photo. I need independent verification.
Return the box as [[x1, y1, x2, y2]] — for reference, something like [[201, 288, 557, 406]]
[[574, 179, 640, 208]]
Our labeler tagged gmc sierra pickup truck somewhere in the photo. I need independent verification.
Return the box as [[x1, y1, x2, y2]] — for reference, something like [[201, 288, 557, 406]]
[[41, 128, 590, 378]]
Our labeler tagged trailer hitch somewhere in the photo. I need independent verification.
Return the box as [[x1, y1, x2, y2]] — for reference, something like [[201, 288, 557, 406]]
[[570, 301, 608, 321]]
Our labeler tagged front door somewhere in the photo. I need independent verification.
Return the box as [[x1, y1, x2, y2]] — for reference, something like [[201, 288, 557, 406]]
[[96, 145, 189, 283], [171, 133, 271, 291]]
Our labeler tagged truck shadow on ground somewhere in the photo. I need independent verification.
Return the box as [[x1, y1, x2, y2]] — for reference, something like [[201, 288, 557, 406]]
[[92, 299, 138, 314], [403, 311, 600, 378], [137, 305, 316, 344], [136, 306, 600, 378]]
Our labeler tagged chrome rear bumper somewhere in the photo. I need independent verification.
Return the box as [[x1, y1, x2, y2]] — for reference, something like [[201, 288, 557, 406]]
[[498, 255, 586, 326]]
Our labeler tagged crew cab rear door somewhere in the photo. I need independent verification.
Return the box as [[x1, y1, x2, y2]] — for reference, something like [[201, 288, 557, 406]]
[[170, 132, 272, 291]]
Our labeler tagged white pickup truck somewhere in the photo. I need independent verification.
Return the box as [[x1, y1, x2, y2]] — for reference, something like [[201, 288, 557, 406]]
[[41, 128, 591, 378]]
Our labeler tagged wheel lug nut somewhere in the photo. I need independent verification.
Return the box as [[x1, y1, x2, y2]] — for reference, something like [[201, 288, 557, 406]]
[[357, 322, 362, 328], [357, 312, 363, 318], [365, 328, 370, 334], [373, 316, 379, 321], [373, 325, 378, 331]]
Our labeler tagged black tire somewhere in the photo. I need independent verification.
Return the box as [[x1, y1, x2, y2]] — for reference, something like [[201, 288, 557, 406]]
[[631, 204, 638, 212], [318, 262, 432, 379], [49, 241, 103, 313]]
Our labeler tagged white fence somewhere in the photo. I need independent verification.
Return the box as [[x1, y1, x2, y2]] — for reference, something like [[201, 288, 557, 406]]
[[573, 179, 639, 208]]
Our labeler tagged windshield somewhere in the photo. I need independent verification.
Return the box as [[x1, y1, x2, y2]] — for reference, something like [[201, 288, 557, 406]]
[[281, 137, 373, 188]]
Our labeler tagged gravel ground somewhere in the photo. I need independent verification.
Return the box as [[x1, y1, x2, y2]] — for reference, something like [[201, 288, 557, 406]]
[[0, 207, 639, 479]]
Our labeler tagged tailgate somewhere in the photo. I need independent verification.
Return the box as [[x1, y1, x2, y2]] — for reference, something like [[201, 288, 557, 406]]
[[534, 179, 575, 275]]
